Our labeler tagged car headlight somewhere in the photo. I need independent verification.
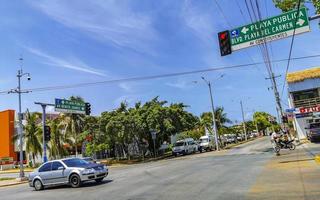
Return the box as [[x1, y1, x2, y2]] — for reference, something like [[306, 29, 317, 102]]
[[103, 165, 108, 170], [82, 168, 95, 175]]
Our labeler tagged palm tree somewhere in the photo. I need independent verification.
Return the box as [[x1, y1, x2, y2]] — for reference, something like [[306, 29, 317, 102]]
[[64, 96, 85, 156], [48, 115, 71, 159], [214, 107, 232, 130], [20, 110, 43, 167]]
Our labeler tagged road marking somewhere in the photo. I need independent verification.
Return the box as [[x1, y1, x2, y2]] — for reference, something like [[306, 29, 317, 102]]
[[315, 155, 320, 164]]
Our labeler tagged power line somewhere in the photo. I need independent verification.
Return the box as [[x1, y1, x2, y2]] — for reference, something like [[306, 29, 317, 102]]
[[281, 0, 303, 97], [2, 54, 320, 95]]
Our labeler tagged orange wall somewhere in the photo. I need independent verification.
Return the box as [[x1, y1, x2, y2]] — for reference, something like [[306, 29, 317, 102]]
[[0, 110, 16, 160]]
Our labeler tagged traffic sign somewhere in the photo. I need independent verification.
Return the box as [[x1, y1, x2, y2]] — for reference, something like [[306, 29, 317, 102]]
[[55, 98, 86, 114], [230, 7, 310, 51], [150, 130, 157, 140]]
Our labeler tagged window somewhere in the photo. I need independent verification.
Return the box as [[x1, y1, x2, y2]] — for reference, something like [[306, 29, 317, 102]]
[[52, 161, 64, 171], [62, 158, 89, 167], [174, 141, 184, 147], [39, 163, 52, 172], [293, 89, 319, 101]]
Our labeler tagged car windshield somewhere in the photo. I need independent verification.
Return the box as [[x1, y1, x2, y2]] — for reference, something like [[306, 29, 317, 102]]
[[63, 158, 90, 167], [200, 138, 208, 143], [175, 142, 184, 147]]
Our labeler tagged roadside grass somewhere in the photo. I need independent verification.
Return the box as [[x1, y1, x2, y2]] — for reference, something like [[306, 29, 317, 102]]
[[0, 177, 15, 181], [0, 167, 34, 174]]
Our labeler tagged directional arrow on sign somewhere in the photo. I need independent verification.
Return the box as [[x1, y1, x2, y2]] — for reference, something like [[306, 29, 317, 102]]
[[241, 27, 249, 34], [296, 18, 305, 26]]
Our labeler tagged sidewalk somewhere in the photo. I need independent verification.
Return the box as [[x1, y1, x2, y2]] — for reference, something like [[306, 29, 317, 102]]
[[247, 146, 320, 200], [301, 142, 320, 163], [0, 179, 28, 188]]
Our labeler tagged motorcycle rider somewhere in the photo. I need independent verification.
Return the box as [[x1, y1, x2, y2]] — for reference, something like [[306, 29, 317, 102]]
[[270, 131, 280, 149]]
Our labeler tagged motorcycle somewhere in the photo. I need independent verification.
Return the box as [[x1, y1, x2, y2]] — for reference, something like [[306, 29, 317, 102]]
[[274, 139, 296, 153]]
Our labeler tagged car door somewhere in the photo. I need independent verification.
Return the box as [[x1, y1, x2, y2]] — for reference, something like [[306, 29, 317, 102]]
[[50, 161, 67, 184], [38, 162, 52, 185]]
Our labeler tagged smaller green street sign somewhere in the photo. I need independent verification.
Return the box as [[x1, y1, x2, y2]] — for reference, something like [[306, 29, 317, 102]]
[[55, 98, 86, 114], [230, 7, 310, 51]]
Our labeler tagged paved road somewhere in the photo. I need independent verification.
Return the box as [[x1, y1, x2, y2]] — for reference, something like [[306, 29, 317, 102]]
[[0, 137, 275, 200]]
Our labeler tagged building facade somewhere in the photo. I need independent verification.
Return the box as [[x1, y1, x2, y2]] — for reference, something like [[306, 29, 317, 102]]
[[0, 110, 17, 163], [287, 67, 320, 140]]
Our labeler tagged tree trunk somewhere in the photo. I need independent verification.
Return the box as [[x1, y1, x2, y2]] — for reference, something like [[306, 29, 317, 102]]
[[32, 153, 36, 168]]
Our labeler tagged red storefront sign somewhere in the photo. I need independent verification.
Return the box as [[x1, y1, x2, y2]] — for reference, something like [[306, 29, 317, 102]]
[[299, 105, 320, 113]]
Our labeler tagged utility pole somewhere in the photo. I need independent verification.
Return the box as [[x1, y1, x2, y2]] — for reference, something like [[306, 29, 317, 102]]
[[201, 77, 219, 151], [34, 102, 55, 163], [240, 100, 247, 141], [266, 73, 284, 123], [8, 57, 31, 179]]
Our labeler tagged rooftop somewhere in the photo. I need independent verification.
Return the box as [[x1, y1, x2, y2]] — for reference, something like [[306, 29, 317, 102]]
[[286, 67, 320, 83]]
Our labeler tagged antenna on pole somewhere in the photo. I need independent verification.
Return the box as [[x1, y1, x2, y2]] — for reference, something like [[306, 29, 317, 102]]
[[19, 54, 23, 72]]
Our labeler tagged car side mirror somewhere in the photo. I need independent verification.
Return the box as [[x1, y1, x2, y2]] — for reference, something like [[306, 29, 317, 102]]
[[58, 166, 65, 170]]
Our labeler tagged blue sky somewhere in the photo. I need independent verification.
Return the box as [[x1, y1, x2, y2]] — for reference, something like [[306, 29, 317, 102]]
[[1, 0, 320, 123]]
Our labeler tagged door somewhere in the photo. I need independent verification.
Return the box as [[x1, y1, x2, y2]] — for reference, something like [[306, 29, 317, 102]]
[[50, 161, 67, 184], [38, 162, 52, 185]]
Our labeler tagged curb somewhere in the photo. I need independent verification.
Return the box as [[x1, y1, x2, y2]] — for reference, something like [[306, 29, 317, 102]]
[[300, 143, 320, 165], [0, 181, 28, 188], [315, 155, 320, 164], [0, 170, 33, 174]]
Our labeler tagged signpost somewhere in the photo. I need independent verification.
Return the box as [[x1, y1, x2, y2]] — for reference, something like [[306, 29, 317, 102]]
[[230, 7, 310, 51], [150, 130, 157, 158], [55, 98, 86, 114]]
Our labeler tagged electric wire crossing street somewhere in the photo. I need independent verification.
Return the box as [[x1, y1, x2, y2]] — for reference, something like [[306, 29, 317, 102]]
[[1, 1, 320, 200]]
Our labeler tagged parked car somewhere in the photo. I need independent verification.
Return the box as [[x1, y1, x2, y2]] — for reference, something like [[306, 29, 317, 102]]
[[306, 122, 320, 142], [225, 134, 236, 144], [82, 157, 99, 164], [199, 135, 215, 152], [236, 135, 243, 142], [172, 138, 197, 156], [28, 158, 108, 191]]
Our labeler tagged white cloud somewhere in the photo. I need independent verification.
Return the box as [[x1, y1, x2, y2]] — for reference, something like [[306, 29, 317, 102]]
[[28, 0, 158, 54], [166, 79, 194, 90], [25, 46, 107, 77], [46, 106, 59, 114], [113, 94, 141, 107], [118, 82, 133, 92], [181, 0, 219, 42]]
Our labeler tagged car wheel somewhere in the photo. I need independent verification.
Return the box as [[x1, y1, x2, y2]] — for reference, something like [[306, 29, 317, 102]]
[[95, 178, 104, 183], [34, 179, 43, 191], [70, 174, 81, 188]]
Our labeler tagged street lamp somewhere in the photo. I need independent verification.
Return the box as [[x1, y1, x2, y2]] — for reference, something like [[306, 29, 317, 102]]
[[8, 60, 31, 179], [200, 75, 224, 151]]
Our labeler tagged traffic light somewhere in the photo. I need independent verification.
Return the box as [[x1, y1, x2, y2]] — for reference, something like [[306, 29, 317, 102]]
[[218, 30, 232, 56], [85, 102, 91, 115], [44, 125, 51, 141]]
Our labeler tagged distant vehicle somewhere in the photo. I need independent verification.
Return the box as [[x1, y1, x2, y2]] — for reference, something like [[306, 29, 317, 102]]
[[82, 157, 99, 164], [236, 135, 243, 142], [306, 122, 320, 142], [199, 135, 215, 152], [172, 138, 197, 156], [28, 158, 108, 191], [225, 135, 236, 144]]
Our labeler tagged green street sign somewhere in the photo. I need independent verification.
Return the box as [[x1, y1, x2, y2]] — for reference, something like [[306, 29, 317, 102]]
[[230, 7, 310, 51], [55, 98, 86, 114]]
